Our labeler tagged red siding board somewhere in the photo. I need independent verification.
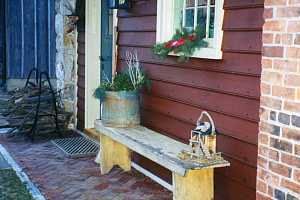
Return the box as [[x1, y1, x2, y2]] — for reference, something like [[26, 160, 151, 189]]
[[118, 16, 156, 32], [141, 90, 259, 130], [223, 31, 262, 53], [78, 86, 85, 100], [77, 96, 85, 108], [118, 0, 157, 17], [116, 0, 262, 198], [78, 31, 85, 42], [78, 76, 85, 88], [145, 80, 260, 121], [224, 0, 264, 9], [223, 7, 264, 30], [78, 56, 85, 66], [77, 43, 85, 55], [215, 173, 256, 200], [120, 62, 260, 99], [118, 30, 262, 53], [119, 46, 262, 76], [118, 32, 156, 47], [77, 30, 85, 130], [77, 67, 85, 77], [217, 155, 257, 189]]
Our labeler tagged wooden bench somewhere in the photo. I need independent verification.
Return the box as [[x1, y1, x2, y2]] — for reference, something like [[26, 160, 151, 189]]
[[95, 120, 230, 200]]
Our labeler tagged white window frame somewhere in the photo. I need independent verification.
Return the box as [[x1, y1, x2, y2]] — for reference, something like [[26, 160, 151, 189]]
[[156, 0, 224, 60]]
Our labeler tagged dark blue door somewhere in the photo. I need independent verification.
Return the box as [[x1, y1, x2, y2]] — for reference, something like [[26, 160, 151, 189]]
[[6, 0, 56, 79], [101, 0, 113, 81], [0, 0, 5, 86]]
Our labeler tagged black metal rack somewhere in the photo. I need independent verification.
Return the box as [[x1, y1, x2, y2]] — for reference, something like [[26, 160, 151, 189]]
[[0, 68, 70, 140]]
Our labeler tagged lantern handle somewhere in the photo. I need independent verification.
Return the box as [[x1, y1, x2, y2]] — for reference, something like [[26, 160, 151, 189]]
[[197, 111, 216, 134]]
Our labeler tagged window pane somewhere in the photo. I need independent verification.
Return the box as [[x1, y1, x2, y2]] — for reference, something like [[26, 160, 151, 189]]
[[184, 9, 194, 29], [186, 0, 195, 7], [198, 0, 207, 6], [197, 7, 207, 33], [198, 0, 214, 5], [174, 0, 185, 30], [209, 7, 215, 38]]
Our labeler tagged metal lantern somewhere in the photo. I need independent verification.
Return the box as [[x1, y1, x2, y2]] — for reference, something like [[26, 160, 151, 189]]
[[178, 111, 218, 162], [107, 0, 131, 9], [190, 111, 217, 157]]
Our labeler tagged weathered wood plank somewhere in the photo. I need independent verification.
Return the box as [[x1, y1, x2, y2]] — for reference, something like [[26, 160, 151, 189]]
[[36, 0, 49, 74], [99, 134, 131, 174], [6, 0, 22, 77], [0, 0, 5, 85], [23, 2, 35, 73], [6, 0, 56, 78], [173, 169, 214, 200], [95, 120, 230, 177]]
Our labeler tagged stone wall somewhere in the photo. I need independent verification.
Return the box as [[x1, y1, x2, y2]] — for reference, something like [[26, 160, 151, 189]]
[[55, 0, 78, 128], [257, 0, 300, 199]]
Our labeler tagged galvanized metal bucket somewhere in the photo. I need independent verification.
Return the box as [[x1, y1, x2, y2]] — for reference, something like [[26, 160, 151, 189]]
[[101, 91, 140, 127]]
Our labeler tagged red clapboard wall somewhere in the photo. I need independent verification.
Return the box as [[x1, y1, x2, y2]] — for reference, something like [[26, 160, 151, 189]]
[[77, 28, 85, 131], [117, 0, 263, 199]]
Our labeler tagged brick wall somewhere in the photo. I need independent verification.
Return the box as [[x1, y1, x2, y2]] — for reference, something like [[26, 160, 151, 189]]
[[258, 0, 300, 199]]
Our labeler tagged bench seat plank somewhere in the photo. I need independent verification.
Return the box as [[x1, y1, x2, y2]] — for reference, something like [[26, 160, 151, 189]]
[[95, 120, 229, 176]]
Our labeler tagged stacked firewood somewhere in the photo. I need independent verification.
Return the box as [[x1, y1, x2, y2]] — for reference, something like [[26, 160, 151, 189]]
[[0, 70, 71, 140]]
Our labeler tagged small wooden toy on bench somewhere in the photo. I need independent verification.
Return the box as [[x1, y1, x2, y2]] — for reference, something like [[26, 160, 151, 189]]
[[178, 111, 225, 166]]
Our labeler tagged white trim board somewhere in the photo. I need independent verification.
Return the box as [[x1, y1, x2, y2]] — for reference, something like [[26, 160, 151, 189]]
[[112, 9, 118, 75], [84, 1, 118, 129], [85, 0, 101, 128]]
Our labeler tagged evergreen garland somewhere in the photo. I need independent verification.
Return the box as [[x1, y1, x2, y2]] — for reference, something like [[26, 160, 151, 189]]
[[152, 26, 208, 62]]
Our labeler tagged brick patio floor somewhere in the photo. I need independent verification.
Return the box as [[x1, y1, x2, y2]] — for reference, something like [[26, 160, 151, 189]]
[[0, 135, 172, 200]]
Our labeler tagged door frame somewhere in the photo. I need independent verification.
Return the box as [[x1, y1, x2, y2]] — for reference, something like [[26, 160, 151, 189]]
[[84, 0, 118, 129]]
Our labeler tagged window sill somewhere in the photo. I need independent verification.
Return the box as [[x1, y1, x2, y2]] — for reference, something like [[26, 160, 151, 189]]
[[170, 47, 223, 60]]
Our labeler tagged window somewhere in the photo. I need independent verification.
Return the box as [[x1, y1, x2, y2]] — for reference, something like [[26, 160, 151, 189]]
[[183, 0, 215, 38], [156, 0, 224, 59]]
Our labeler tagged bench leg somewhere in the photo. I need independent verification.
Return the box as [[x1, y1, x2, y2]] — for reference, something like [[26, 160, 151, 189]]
[[99, 134, 131, 174], [173, 169, 214, 200]]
